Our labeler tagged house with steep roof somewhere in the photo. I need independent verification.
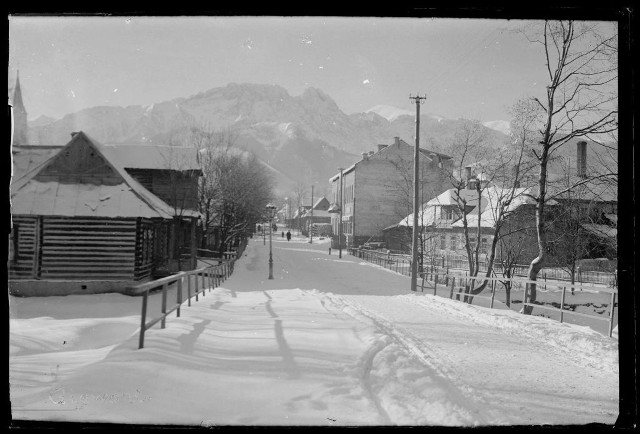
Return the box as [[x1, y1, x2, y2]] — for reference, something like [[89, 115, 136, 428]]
[[384, 140, 617, 271], [102, 144, 202, 264], [300, 197, 332, 236], [329, 136, 452, 248], [8, 132, 200, 296]]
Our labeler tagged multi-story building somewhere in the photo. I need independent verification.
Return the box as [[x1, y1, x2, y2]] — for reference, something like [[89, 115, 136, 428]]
[[329, 137, 452, 248]]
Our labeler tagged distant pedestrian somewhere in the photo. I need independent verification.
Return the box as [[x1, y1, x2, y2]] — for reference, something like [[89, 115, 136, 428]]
[[281, 231, 285, 238], [286, 231, 291, 241], [257, 224, 262, 233]]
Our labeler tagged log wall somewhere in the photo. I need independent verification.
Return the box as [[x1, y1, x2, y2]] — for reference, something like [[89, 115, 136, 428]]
[[8, 215, 40, 279], [39, 216, 137, 280]]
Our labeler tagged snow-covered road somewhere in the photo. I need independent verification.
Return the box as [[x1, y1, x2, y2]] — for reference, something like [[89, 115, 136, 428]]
[[9, 235, 618, 426]]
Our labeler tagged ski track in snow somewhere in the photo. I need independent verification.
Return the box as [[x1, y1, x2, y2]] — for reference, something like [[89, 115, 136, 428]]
[[322, 292, 492, 425], [10, 237, 618, 426]]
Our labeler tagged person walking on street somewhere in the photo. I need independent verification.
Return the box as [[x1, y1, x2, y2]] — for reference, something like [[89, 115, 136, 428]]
[[282, 231, 285, 238], [286, 231, 291, 242]]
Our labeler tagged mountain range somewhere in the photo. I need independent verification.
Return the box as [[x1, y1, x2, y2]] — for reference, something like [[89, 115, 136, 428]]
[[25, 83, 511, 196]]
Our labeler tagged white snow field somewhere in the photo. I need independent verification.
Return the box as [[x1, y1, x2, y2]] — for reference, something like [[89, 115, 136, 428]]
[[9, 233, 619, 426]]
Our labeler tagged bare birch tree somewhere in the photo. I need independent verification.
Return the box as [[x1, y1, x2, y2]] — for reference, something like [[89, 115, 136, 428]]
[[518, 20, 618, 314]]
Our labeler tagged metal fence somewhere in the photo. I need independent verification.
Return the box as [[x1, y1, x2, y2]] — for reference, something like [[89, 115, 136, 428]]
[[349, 247, 618, 337], [349, 248, 617, 288]]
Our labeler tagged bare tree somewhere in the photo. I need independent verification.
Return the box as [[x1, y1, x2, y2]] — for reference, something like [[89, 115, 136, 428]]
[[189, 126, 275, 255], [385, 155, 445, 269], [495, 232, 528, 307], [518, 20, 617, 314], [442, 117, 540, 303], [156, 132, 203, 270]]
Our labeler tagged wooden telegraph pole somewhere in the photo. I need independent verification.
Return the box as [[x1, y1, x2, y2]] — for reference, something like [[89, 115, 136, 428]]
[[338, 169, 344, 258], [409, 94, 426, 292], [309, 185, 314, 244]]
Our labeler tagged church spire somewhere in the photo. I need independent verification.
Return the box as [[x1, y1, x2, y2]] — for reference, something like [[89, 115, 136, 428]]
[[12, 71, 29, 147]]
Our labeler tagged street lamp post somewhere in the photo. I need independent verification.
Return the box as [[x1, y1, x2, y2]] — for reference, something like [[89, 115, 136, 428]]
[[266, 203, 277, 280]]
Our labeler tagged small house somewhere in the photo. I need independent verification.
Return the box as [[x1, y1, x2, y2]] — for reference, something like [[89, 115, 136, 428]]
[[8, 131, 199, 296]]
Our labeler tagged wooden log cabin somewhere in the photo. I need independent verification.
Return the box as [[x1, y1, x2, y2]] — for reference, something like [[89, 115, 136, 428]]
[[8, 131, 200, 296], [100, 143, 202, 272]]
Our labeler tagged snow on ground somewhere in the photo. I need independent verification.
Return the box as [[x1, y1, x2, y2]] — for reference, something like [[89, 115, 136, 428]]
[[9, 231, 618, 426]]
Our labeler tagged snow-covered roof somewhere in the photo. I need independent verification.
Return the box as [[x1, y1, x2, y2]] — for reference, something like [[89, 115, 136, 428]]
[[394, 188, 481, 228], [450, 186, 550, 229], [302, 209, 331, 219], [582, 223, 617, 239], [11, 132, 198, 219], [393, 185, 557, 230]]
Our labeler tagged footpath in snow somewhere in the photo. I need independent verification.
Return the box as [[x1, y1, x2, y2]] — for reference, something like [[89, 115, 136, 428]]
[[9, 234, 618, 426]]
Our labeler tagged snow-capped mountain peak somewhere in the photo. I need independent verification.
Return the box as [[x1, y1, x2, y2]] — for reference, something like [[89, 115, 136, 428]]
[[365, 105, 414, 121]]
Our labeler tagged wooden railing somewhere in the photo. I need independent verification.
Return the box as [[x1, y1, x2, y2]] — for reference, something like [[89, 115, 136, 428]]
[[130, 260, 235, 349], [418, 271, 618, 337]]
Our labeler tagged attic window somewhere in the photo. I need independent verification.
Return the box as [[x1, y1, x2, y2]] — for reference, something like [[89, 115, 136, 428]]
[[441, 207, 453, 220]]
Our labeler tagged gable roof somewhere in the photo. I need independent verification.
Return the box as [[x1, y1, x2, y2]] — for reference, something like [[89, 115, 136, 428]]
[[101, 144, 202, 173], [313, 197, 331, 211], [330, 137, 452, 182], [10, 132, 193, 219], [392, 184, 559, 230], [394, 188, 482, 228]]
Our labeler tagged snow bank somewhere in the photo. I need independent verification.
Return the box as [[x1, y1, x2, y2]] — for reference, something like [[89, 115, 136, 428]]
[[407, 294, 618, 374]]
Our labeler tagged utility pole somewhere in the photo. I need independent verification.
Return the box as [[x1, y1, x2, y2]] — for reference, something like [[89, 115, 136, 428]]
[[338, 168, 344, 258], [409, 94, 426, 292], [309, 185, 314, 244]]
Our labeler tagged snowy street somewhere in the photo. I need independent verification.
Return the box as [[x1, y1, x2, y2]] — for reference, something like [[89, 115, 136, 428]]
[[9, 233, 618, 426]]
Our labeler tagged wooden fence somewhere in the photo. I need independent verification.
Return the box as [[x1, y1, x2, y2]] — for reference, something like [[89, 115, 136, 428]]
[[130, 259, 235, 349]]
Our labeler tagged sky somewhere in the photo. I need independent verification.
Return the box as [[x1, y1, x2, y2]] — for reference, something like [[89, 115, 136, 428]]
[[8, 16, 617, 123]]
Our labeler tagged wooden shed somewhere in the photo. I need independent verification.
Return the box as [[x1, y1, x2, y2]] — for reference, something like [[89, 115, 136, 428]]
[[9, 131, 186, 296]]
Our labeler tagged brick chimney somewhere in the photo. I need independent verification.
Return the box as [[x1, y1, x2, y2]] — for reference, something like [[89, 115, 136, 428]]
[[464, 166, 474, 190], [362, 152, 368, 161], [394, 137, 400, 146], [377, 144, 388, 152], [577, 141, 587, 178]]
